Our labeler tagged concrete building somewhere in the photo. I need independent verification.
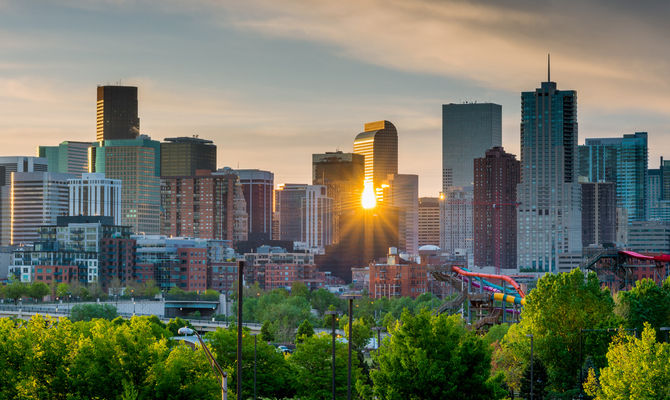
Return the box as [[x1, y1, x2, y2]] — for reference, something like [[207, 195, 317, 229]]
[[473, 147, 520, 272], [581, 182, 617, 247], [579, 132, 648, 222], [96, 85, 140, 141], [274, 184, 333, 251], [89, 135, 161, 234], [517, 66, 582, 272], [442, 103, 502, 189], [160, 169, 248, 242], [628, 221, 670, 254], [440, 186, 473, 266], [68, 173, 122, 225], [160, 136, 217, 177], [384, 174, 419, 255], [235, 169, 274, 241], [37, 141, 93, 176], [10, 172, 74, 245], [418, 197, 440, 248], [353, 120, 398, 201]]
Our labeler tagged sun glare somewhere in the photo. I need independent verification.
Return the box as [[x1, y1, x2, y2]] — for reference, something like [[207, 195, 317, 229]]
[[361, 182, 377, 209]]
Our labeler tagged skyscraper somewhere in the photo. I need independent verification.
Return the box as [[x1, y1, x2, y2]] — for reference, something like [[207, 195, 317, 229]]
[[579, 132, 648, 222], [160, 136, 217, 177], [517, 64, 582, 272], [37, 141, 94, 176], [418, 197, 440, 247], [353, 120, 398, 200], [235, 169, 274, 241], [160, 169, 248, 242], [10, 172, 74, 245], [440, 186, 473, 264], [384, 174, 419, 255], [274, 184, 333, 250], [580, 182, 616, 247], [68, 173, 122, 225], [442, 103, 502, 189], [473, 147, 520, 272], [312, 151, 364, 243], [89, 136, 161, 234], [0, 156, 49, 245], [96, 85, 140, 141]]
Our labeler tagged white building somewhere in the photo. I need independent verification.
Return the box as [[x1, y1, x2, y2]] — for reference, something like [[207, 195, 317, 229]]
[[68, 173, 122, 225], [440, 186, 474, 266]]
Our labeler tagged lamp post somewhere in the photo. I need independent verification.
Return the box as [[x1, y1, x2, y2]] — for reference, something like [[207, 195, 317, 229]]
[[236, 260, 245, 400], [343, 293, 361, 400], [372, 326, 383, 358], [325, 310, 339, 400], [131, 289, 135, 316], [178, 327, 227, 400], [526, 334, 534, 400], [253, 334, 257, 400]]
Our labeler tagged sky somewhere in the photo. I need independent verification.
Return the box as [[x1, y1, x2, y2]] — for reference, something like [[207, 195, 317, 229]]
[[1, 0, 669, 196]]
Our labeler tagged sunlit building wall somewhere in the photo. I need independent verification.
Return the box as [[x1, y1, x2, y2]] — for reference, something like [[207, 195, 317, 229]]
[[385, 174, 419, 255], [353, 120, 398, 201], [96, 85, 140, 142]]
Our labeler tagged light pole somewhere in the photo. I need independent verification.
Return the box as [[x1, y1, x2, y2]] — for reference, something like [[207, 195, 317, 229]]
[[526, 334, 534, 400], [372, 326, 383, 358], [236, 260, 245, 400], [253, 333, 257, 400], [178, 327, 227, 400], [131, 289, 135, 316], [325, 310, 339, 400], [343, 293, 361, 400]]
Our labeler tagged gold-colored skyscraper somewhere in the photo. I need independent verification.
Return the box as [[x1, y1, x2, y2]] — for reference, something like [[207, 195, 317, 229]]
[[353, 120, 398, 201]]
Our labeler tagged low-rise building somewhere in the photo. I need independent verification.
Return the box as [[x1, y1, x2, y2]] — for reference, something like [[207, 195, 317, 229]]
[[369, 248, 427, 299]]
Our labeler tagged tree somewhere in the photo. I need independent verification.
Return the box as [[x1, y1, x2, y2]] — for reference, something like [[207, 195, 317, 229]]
[[5, 280, 27, 303], [260, 320, 275, 342], [494, 269, 618, 396], [310, 288, 343, 316], [290, 332, 352, 400], [343, 318, 373, 365], [584, 323, 670, 399], [369, 310, 504, 399], [519, 358, 549, 400], [55, 282, 71, 298], [290, 281, 310, 299], [28, 281, 50, 302], [616, 278, 670, 337], [70, 304, 118, 322], [296, 319, 314, 343], [140, 280, 160, 298], [165, 317, 194, 337]]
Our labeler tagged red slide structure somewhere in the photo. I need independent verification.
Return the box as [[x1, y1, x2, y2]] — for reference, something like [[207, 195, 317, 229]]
[[619, 250, 670, 263], [451, 266, 526, 298]]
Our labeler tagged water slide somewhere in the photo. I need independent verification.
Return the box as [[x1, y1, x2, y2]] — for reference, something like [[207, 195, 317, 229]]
[[452, 266, 526, 306], [460, 277, 523, 311], [619, 250, 670, 263]]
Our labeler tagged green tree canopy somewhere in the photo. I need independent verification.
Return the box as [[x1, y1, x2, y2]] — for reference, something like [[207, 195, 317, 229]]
[[70, 304, 118, 322], [28, 282, 50, 301], [616, 277, 670, 337], [55, 282, 71, 298], [585, 323, 670, 399], [260, 320, 275, 343], [369, 309, 503, 400], [296, 319, 314, 343]]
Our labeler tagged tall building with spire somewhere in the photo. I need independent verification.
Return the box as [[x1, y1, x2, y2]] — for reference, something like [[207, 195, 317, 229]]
[[517, 57, 582, 272], [353, 120, 398, 201]]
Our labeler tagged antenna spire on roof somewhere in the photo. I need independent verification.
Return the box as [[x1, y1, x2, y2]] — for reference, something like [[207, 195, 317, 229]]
[[547, 53, 551, 82]]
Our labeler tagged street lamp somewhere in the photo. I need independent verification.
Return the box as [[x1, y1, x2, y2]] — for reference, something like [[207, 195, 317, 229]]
[[253, 333, 257, 400], [178, 327, 227, 400], [526, 334, 534, 400], [372, 326, 384, 358], [236, 260, 245, 400], [325, 310, 339, 400], [343, 293, 361, 400]]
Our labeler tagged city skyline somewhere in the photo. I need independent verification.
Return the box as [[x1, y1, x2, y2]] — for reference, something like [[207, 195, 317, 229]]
[[1, 1, 669, 197]]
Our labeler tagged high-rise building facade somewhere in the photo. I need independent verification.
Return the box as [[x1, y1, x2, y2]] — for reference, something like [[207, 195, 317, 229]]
[[0, 156, 49, 245], [160, 169, 248, 242], [579, 132, 648, 222], [89, 136, 161, 234], [96, 85, 140, 141], [517, 72, 582, 272], [442, 103, 502, 189], [384, 174, 419, 255], [10, 172, 74, 245], [580, 182, 617, 247], [235, 169, 274, 241], [353, 120, 398, 200], [312, 151, 364, 243], [38, 141, 93, 176], [440, 186, 473, 264], [68, 173, 122, 225], [160, 136, 217, 177], [275, 184, 333, 250], [473, 147, 520, 272], [418, 197, 440, 247]]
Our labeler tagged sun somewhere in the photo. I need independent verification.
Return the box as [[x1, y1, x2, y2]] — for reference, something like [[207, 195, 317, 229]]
[[361, 182, 377, 209]]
